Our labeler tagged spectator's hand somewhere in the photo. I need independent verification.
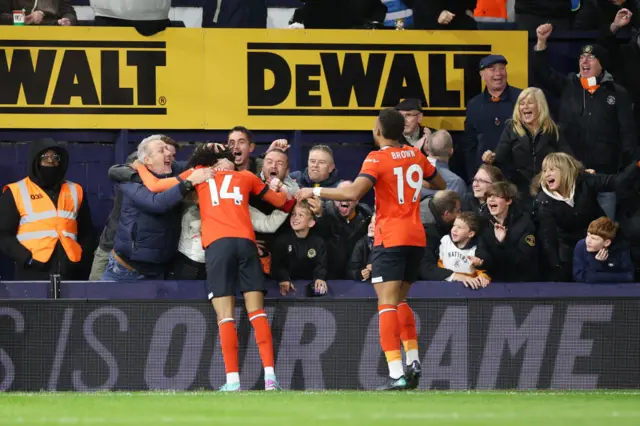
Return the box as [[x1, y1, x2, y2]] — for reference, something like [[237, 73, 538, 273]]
[[536, 24, 553, 50], [268, 139, 289, 152], [438, 10, 456, 25], [453, 273, 481, 289], [58, 18, 72, 26], [494, 223, 507, 243], [482, 150, 496, 164], [295, 188, 314, 202], [612, 8, 632, 32], [414, 130, 430, 155], [187, 167, 214, 185], [207, 143, 226, 153], [595, 248, 609, 261], [465, 9, 474, 18], [314, 279, 328, 295], [279, 281, 296, 296], [478, 275, 491, 288], [307, 196, 323, 217], [585, 169, 596, 174], [361, 268, 371, 281], [25, 11, 45, 25], [468, 256, 484, 267], [612, 0, 628, 6], [256, 240, 267, 257], [269, 177, 284, 192]]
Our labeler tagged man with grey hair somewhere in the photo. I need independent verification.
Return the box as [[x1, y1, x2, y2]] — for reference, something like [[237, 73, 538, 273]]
[[420, 130, 467, 199], [100, 136, 213, 281], [90, 134, 179, 279]]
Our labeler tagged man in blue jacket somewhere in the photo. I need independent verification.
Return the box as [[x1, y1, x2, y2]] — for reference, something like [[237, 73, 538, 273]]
[[460, 55, 522, 183], [101, 136, 212, 281]]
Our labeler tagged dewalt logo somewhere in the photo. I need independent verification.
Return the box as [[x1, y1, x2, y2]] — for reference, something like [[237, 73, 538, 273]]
[[0, 40, 167, 115], [246, 42, 494, 118]]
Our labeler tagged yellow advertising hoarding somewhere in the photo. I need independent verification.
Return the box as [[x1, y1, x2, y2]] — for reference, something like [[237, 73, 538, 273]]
[[0, 27, 528, 131]]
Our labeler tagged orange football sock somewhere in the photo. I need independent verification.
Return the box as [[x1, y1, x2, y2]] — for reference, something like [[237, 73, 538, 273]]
[[248, 309, 275, 370], [218, 319, 239, 375], [397, 302, 420, 365], [378, 304, 403, 378]]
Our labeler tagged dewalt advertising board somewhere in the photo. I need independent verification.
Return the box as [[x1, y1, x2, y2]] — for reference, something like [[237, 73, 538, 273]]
[[0, 28, 528, 131]]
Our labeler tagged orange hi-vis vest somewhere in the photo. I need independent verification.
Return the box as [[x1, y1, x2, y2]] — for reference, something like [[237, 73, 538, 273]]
[[3, 177, 83, 263], [474, 0, 508, 22]]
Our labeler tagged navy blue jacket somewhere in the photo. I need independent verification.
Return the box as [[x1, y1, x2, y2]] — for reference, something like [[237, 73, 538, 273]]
[[289, 168, 341, 188], [113, 180, 189, 275], [461, 85, 522, 182], [572, 239, 634, 283]]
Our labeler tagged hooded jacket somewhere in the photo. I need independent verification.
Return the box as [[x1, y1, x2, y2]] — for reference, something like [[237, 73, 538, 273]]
[[0, 139, 93, 280], [289, 168, 341, 189], [532, 47, 638, 173], [0, 0, 77, 25]]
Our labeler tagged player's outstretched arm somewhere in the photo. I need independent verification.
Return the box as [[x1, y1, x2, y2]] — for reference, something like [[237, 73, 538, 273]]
[[296, 177, 373, 202], [133, 161, 194, 193]]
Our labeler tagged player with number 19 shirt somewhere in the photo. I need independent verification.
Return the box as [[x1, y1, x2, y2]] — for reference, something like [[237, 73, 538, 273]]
[[295, 108, 446, 391], [359, 147, 436, 249]]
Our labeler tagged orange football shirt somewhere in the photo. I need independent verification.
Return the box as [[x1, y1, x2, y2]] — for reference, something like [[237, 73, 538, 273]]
[[358, 145, 437, 248], [197, 170, 287, 248]]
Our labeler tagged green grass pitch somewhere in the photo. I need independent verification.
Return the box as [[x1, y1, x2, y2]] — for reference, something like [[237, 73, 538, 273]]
[[1, 391, 639, 425]]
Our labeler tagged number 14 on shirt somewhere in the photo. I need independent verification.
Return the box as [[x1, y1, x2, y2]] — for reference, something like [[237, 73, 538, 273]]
[[208, 175, 243, 206]]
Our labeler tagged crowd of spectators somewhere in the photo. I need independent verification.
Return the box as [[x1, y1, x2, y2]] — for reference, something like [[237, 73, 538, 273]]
[[0, 1, 639, 287]]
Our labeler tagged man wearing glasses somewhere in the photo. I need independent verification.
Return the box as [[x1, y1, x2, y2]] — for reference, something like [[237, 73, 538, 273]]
[[533, 23, 638, 219], [395, 98, 435, 150], [0, 138, 94, 280]]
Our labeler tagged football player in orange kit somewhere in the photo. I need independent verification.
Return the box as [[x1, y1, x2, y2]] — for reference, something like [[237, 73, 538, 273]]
[[297, 108, 447, 390], [133, 145, 294, 392]]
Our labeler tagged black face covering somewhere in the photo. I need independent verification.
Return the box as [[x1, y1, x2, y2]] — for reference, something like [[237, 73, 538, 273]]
[[36, 165, 65, 188]]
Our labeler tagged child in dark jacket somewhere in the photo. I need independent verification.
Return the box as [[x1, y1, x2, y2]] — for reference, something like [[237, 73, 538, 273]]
[[347, 214, 375, 281], [272, 201, 328, 295], [573, 217, 634, 283]]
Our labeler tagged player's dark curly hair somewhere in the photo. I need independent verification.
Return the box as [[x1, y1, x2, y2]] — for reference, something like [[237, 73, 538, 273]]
[[187, 144, 236, 169]]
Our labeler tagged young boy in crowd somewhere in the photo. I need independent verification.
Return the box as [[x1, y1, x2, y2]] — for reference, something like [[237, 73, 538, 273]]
[[272, 201, 329, 295], [347, 214, 375, 281], [476, 182, 539, 282], [573, 217, 634, 283], [438, 212, 491, 289]]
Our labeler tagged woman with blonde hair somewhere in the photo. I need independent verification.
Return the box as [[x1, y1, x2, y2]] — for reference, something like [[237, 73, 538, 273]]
[[532, 152, 639, 281], [482, 87, 572, 209]]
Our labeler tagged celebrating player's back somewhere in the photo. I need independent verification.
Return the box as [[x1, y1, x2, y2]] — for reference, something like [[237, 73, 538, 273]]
[[190, 146, 293, 392], [359, 144, 436, 248], [196, 169, 289, 248], [296, 108, 446, 391]]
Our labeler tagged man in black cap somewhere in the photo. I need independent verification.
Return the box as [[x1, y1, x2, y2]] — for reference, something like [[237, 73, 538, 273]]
[[534, 23, 638, 219], [395, 98, 436, 150], [460, 54, 522, 183]]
